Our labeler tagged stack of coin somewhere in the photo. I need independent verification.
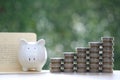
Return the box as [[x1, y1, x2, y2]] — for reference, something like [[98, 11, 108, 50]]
[[99, 42, 103, 72], [102, 37, 114, 73], [89, 42, 102, 72], [99, 56, 103, 72], [50, 58, 63, 73], [64, 52, 75, 72], [76, 47, 88, 72], [86, 48, 90, 72], [74, 53, 77, 72]]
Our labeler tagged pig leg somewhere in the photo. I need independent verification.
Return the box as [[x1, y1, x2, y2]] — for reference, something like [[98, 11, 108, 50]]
[[36, 67, 42, 72], [22, 67, 28, 71]]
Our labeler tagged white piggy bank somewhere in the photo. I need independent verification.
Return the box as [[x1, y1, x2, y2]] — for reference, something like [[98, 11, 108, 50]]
[[18, 39, 47, 72]]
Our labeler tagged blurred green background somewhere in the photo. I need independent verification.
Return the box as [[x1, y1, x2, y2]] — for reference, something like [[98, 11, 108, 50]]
[[0, 0, 120, 70]]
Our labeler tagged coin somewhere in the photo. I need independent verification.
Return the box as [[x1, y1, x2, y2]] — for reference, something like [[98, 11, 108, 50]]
[[90, 64, 99, 68], [51, 58, 63, 63], [103, 42, 114, 47], [103, 47, 113, 50], [64, 62, 73, 64], [102, 68, 113, 73], [64, 63, 74, 68], [90, 53, 99, 58], [102, 53, 114, 57], [77, 68, 86, 72], [77, 58, 86, 63], [64, 52, 75, 58], [89, 42, 102, 47], [90, 47, 100, 52], [50, 68, 61, 73], [64, 68, 74, 72], [103, 58, 114, 63], [77, 53, 86, 58], [89, 68, 99, 72], [101, 37, 114, 42], [77, 63, 86, 68], [90, 58, 99, 63], [50, 63, 61, 67], [76, 47, 89, 52], [102, 64, 114, 68], [64, 58, 74, 63], [103, 50, 113, 53]]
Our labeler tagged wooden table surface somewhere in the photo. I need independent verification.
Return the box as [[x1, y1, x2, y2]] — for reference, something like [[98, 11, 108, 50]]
[[0, 70, 119, 80]]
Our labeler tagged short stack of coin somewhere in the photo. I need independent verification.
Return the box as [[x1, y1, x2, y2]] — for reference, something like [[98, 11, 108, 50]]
[[102, 37, 114, 73], [99, 43, 103, 72], [64, 52, 75, 72], [76, 47, 88, 72], [86, 48, 90, 72], [89, 42, 102, 72], [74, 53, 77, 72], [50, 58, 63, 73]]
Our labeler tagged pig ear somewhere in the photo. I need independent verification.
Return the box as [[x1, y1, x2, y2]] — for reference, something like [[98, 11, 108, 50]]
[[37, 39, 45, 46], [20, 39, 28, 45]]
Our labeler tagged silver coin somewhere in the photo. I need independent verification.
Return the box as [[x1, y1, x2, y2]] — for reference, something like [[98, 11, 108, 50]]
[[90, 53, 99, 57], [89, 69, 99, 72], [103, 64, 113, 68], [89, 42, 102, 47], [90, 47, 99, 51], [103, 58, 114, 62], [77, 58, 86, 63], [90, 64, 99, 68], [50, 63, 61, 67], [77, 53, 86, 57], [64, 58, 74, 62], [50, 69, 61, 73], [103, 46, 113, 49], [102, 53, 114, 57], [76, 47, 89, 52], [77, 68, 86, 72], [102, 69, 113, 73], [64, 68, 74, 72], [101, 37, 114, 41], [64, 52, 75, 58], [51, 58, 63, 63], [77, 63, 86, 68], [64, 63, 74, 68], [90, 58, 99, 62], [103, 42, 114, 46], [103, 50, 113, 53]]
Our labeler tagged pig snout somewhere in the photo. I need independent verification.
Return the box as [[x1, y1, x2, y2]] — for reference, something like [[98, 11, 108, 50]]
[[27, 57, 37, 62]]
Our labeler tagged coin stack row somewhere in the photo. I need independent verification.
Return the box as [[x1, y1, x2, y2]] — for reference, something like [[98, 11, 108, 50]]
[[50, 37, 114, 73]]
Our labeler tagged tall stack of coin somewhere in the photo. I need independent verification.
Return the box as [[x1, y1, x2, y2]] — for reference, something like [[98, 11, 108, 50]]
[[50, 58, 63, 73], [76, 47, 88, 72], [102, 37, 114, 73], [89, 42, 102, 72], [64, 52, 75, 72]]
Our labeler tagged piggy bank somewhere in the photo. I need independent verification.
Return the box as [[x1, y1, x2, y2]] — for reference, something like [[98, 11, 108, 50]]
[[18, 39, 47, 72]]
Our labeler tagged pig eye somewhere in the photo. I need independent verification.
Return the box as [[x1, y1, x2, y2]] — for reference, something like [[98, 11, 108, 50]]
[[28, 48, 30, 49]]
